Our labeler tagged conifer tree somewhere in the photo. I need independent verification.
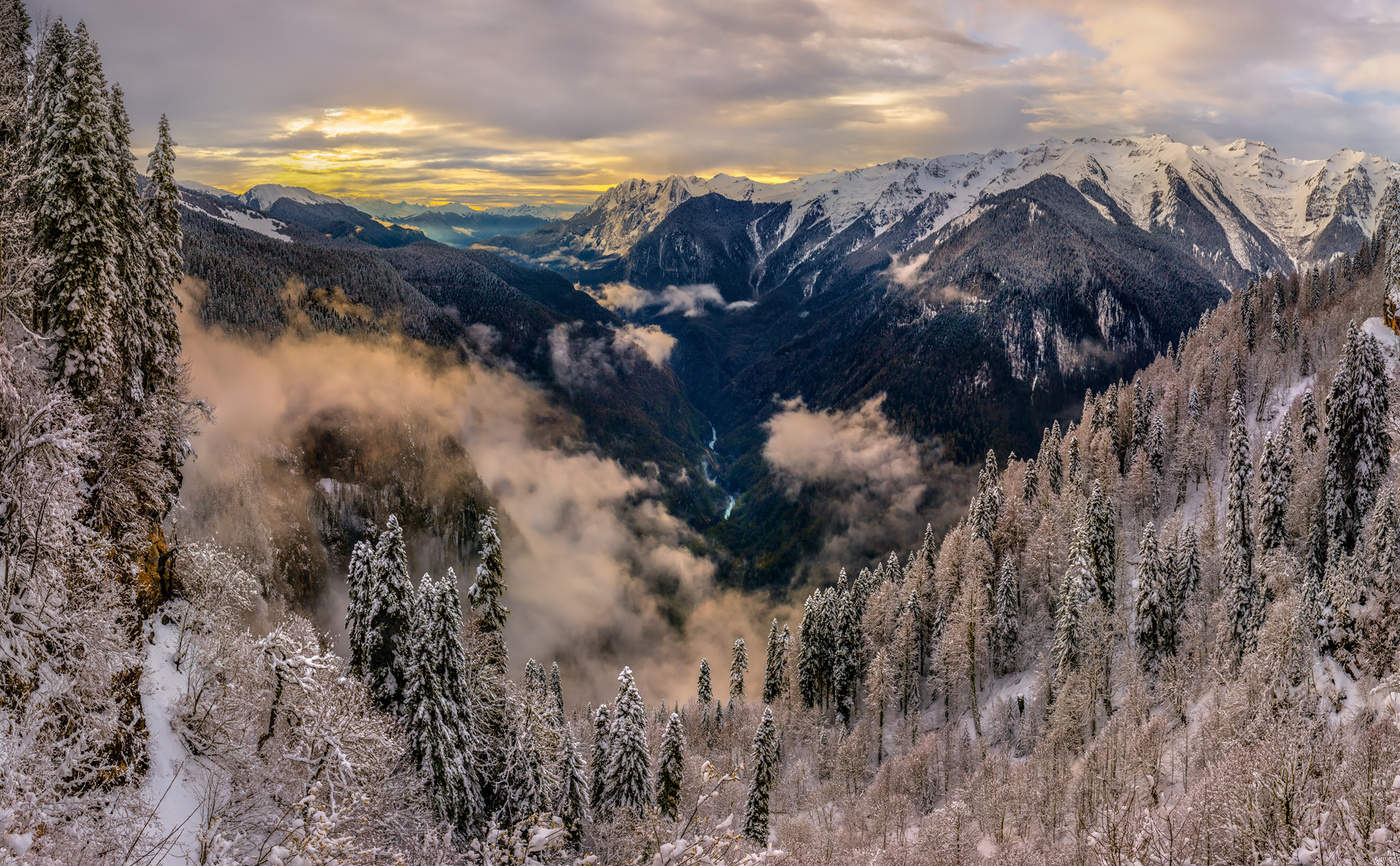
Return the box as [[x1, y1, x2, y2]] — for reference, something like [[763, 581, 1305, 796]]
[[1086, 482, 1117, 608], [833, 587, 864, 726], [603, 667, 652, 815], [590, 703, 611, 812], [1257, 431, 1293, 550], [25, 21, 124, 398], [1043, 421, 1064, 495], [468, 507, 510, 641], [0, 0, 29, 150], [990, 558, 1019, 677], [1052, 519, 1092, 687], [970, 449, 1003, 543], [1324, 323, 1391, 554], [893, 591, 920, 716], [763, 618, 786, 704], [362, 515, 416, 714], [1172, 525, 1201, 610], [1300, 391, 1320, 451], [697, 657, 712, 706], [1022, 458, 1039, 504], [655, 712, 686, 820], [1224, 391, 1262, 657], [1133, 525, 1178, 674], [548, 661, 565, 724], [557, 732, 589, 847], [729, 637, 748, 703], [402, 570, 483, 833], [344, 538, 374, 678], [743, 707, 779, 844], [137, 113, 183, 394]]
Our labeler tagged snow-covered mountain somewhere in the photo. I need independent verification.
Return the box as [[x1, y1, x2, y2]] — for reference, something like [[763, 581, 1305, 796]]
[[502, 135, 1399, 279]]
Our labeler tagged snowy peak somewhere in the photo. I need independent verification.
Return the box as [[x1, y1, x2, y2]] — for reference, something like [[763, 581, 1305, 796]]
[[561, 135, 1400, 275], [240, 183, 345, 211]]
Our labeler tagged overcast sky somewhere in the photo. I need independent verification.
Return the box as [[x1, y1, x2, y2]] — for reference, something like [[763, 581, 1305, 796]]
[[34, 0, 1400, 208]]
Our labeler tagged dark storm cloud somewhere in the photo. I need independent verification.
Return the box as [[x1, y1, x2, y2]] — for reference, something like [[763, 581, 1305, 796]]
[[30, 0, 1400, 206]]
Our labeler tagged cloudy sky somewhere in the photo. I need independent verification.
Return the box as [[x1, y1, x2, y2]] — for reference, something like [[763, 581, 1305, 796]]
[[36, 0, 1400, 208]]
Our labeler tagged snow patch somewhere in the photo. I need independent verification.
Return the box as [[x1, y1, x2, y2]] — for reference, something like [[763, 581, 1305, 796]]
[[140, 607, 206, 864]]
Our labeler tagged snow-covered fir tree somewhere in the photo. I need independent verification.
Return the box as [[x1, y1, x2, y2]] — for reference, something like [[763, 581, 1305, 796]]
[[1052, 518, 1092, 688], [697, 657, 712, 706], [1324, 322, 1391, 553], [468, 506, 510, 642], [743, 706, 779, 844], [603, 666, 651, 814], [990, 558, 1019, 677], [1257, 430, 1293, 551], [589, 702, 611, 812], [730, 637, 749, 703], [556, 731, 589, 848], [1132, 524, 1178, 674], [1224, 390, 1262, 657], [360, 515, 416, 714], [1086, 482, 1117, 607], [344, 538, 374, 678], [655, 711, 686, 820], [401, 569, 483, 834], [970, 449, 1003, 543], [763, 618, 786, 704], [1300, 390, 1320, 451], [22, 21, 119, 398]]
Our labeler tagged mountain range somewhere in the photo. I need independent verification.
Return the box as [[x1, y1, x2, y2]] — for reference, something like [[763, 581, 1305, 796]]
[[175, 134, 1400, 587]]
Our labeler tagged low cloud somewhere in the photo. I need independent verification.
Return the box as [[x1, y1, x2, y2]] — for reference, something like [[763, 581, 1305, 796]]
[[612, 323, 676, 366], [764, 395, 975, 577], [590, 281, 752, 318], [178, 279, 779, 704]]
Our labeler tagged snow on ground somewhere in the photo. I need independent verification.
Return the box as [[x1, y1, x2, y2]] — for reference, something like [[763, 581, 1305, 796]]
[[218, 207, 293, 242], [140, 608, 205, 864], [1362, 317, 1400, 369]]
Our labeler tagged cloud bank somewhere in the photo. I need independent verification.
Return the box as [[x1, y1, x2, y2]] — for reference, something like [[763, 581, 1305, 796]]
[[177, 280, 779, 705], [763, 395, 975, 577]]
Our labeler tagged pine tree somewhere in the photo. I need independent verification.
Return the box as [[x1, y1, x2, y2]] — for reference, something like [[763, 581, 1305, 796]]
[[402, 570, 483, 833], [1022, 458, 1039, 505], [468, 507, 509, 640], [362, 515, 416, 714], [655, 712, 686, 820], [743, 707, 779, 844], [1086, 482, 1117, 608], [763, 618, 786, 704], [344, 538, 375, 679], [1043, 421, 1064, 495], [1172, 525, 1201, 610], [1052, 519, 1092, 687], [1133, 524, 1177, 674], [990, 558, 1019, 677], [603, 666, 651, 814], [590, 703, 611, 812], [729, 637, 748, 703], [0, 0, 29, 151], [1300, 391, 1320, 451], [970, 449, 1003, 543], [1325, 323, 1392, 554], [833, 585, 864, 726], [1257, 431, 1293, 551], [697, 657, 712, 706], [1224, 391, 1261, 658], [548, 661, 566, 725], [137, 113, 183, 394], [556, 732, 589, 847], [1301, 497, 1328, 640]]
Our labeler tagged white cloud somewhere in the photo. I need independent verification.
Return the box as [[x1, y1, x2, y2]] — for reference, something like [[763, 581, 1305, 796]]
[[612, 323, 676, 366], [590, 281, 751, 317]]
